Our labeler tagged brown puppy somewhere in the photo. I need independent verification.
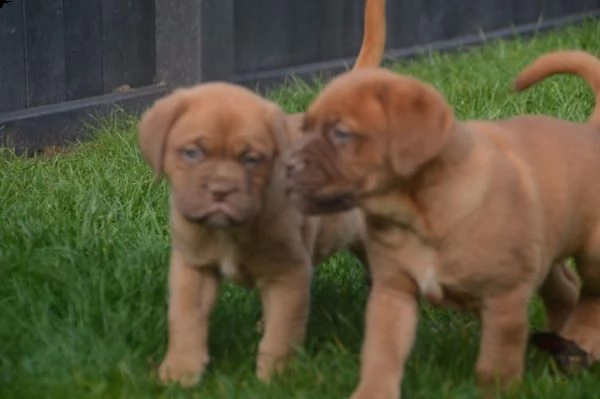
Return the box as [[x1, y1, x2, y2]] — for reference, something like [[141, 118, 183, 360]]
[[139, 82, 366, 387], [283, 51, 600, 397], [138, 0, 387, 386]]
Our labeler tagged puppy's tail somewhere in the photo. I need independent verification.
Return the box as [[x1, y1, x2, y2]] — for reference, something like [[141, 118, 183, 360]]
[[353, 0, 386, 69], [513, 50, 600, 127]]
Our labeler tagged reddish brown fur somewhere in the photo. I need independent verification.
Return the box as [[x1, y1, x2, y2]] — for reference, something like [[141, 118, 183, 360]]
[[283, 50, 600, 397], [354, 0, 386, 68], [139, 83, 367, 386], [514, 50, 600, 127], [137, 0, 387, 387]]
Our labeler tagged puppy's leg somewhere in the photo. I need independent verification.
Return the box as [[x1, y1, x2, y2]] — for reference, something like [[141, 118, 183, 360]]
[[561, 255, 600, 361], [350, 277, 418, 399], [538, 261, 579, 332], [561, 294, 600, 361], [476, 286, 531, 392], [159, 252, 220, 386], [256, 266, 312, 381]]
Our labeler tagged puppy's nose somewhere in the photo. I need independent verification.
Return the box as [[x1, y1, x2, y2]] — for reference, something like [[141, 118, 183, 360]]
[[208, 181, 237, 202], [285, 163, 295, 177], [285, 158, 305, 177], [211, 189, 233, 202]]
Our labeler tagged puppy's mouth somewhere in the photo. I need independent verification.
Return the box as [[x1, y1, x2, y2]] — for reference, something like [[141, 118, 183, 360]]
[[286, 187, 357, 215], [186, 203, 243, 228], [284, 150, 358, 214]]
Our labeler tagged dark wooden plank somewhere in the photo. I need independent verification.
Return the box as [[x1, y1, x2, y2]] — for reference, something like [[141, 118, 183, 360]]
[[157, 0, 233, 85], [102, 0, 155, 93], [341, 0, 366, 58], [387, 0, 426, 49], [511, 0, 545, 25], [199, 0, 234, 82], [155, 0, 203, 86], [234, 0, 291, 73], [23, 0, 67, 107], [553, 0, 598, 17], [0, 0, 26, 112], [0, 85, 168, 155], [63, 0, 104, 101], [445, 0, 512, 37], [234, 0, 370, 73], [319, 0, 388, 63], [390, 0, 514, 48], [287, 0, 322, 66], [317, 0, 347, 62]]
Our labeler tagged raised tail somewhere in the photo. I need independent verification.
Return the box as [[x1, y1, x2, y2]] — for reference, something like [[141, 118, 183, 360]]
[[353, 0, 387, 69], [513, 50, 600, 127]]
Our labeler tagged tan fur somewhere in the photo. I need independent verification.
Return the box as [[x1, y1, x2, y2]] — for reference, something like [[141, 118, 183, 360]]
[[138, 83, 366, 386], [283, 51, 600, 396], [514, 50, 600, 127], [354, 0, 386, 69], [138, 0, 387, 387]]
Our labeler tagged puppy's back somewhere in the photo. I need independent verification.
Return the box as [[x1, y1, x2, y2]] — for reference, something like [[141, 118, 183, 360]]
[[493, 116, 600, 251]]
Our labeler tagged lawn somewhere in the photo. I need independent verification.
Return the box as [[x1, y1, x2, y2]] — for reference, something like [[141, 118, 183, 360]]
[[2, 20, 600, 399]]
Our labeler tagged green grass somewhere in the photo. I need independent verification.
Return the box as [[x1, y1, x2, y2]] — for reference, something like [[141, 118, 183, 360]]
[[2, 20, 600, 399]]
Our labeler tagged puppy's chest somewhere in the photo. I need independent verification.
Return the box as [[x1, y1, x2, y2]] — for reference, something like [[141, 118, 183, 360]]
[[217, 251, 250, 285], [370, 228, 486, 311], [433, 248, 507, 310], [190, 234, 254, 286], [418, 256, 484, 312]]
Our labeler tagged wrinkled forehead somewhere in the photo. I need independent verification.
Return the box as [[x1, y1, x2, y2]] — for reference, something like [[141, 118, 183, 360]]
[[304, 89, 386, 133], [169, 102, 275, 154]]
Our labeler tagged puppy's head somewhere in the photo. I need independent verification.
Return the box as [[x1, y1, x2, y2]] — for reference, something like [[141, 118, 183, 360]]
[[138, 83, 290, 228], [285, 68, 454, 215]]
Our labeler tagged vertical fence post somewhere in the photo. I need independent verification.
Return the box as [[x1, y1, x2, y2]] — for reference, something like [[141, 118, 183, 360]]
[[155, 0, 234, 88]]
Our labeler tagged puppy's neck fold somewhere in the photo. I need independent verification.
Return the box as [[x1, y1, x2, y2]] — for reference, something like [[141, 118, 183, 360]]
[[424, 124, 472, 178], [362, 124, 476, 239], [392, 124, 473, 195]]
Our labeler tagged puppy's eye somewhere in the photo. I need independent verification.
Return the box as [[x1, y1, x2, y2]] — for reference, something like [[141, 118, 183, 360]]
[[241, 153, 262, 168], [180, 147, 205, 163], [329, 128, 354, 145]]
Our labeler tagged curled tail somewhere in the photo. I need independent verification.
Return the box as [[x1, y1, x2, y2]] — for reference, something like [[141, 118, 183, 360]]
[[353, 0, 387, 69], [513, 50, 600, 127]]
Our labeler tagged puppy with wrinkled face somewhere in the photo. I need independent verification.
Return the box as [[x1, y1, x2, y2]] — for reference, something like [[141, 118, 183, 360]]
[[137, 0, 388, 387], [283, 51, 600, 398], [138, 83, 367, 387]]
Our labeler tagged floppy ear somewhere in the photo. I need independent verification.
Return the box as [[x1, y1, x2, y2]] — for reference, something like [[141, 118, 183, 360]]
[[263, 103, 294, 156], [138, 89, 188, 179], [383, 82, 454, 177]]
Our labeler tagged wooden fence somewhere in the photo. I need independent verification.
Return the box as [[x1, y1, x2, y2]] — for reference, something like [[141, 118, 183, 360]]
[[0, 0, 598, 153]]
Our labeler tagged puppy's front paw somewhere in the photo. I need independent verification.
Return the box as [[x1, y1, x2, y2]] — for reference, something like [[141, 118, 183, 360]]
[[475, 363, 522, 393], [158, 354, 209, 387], [256, 354, 285, 382]]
